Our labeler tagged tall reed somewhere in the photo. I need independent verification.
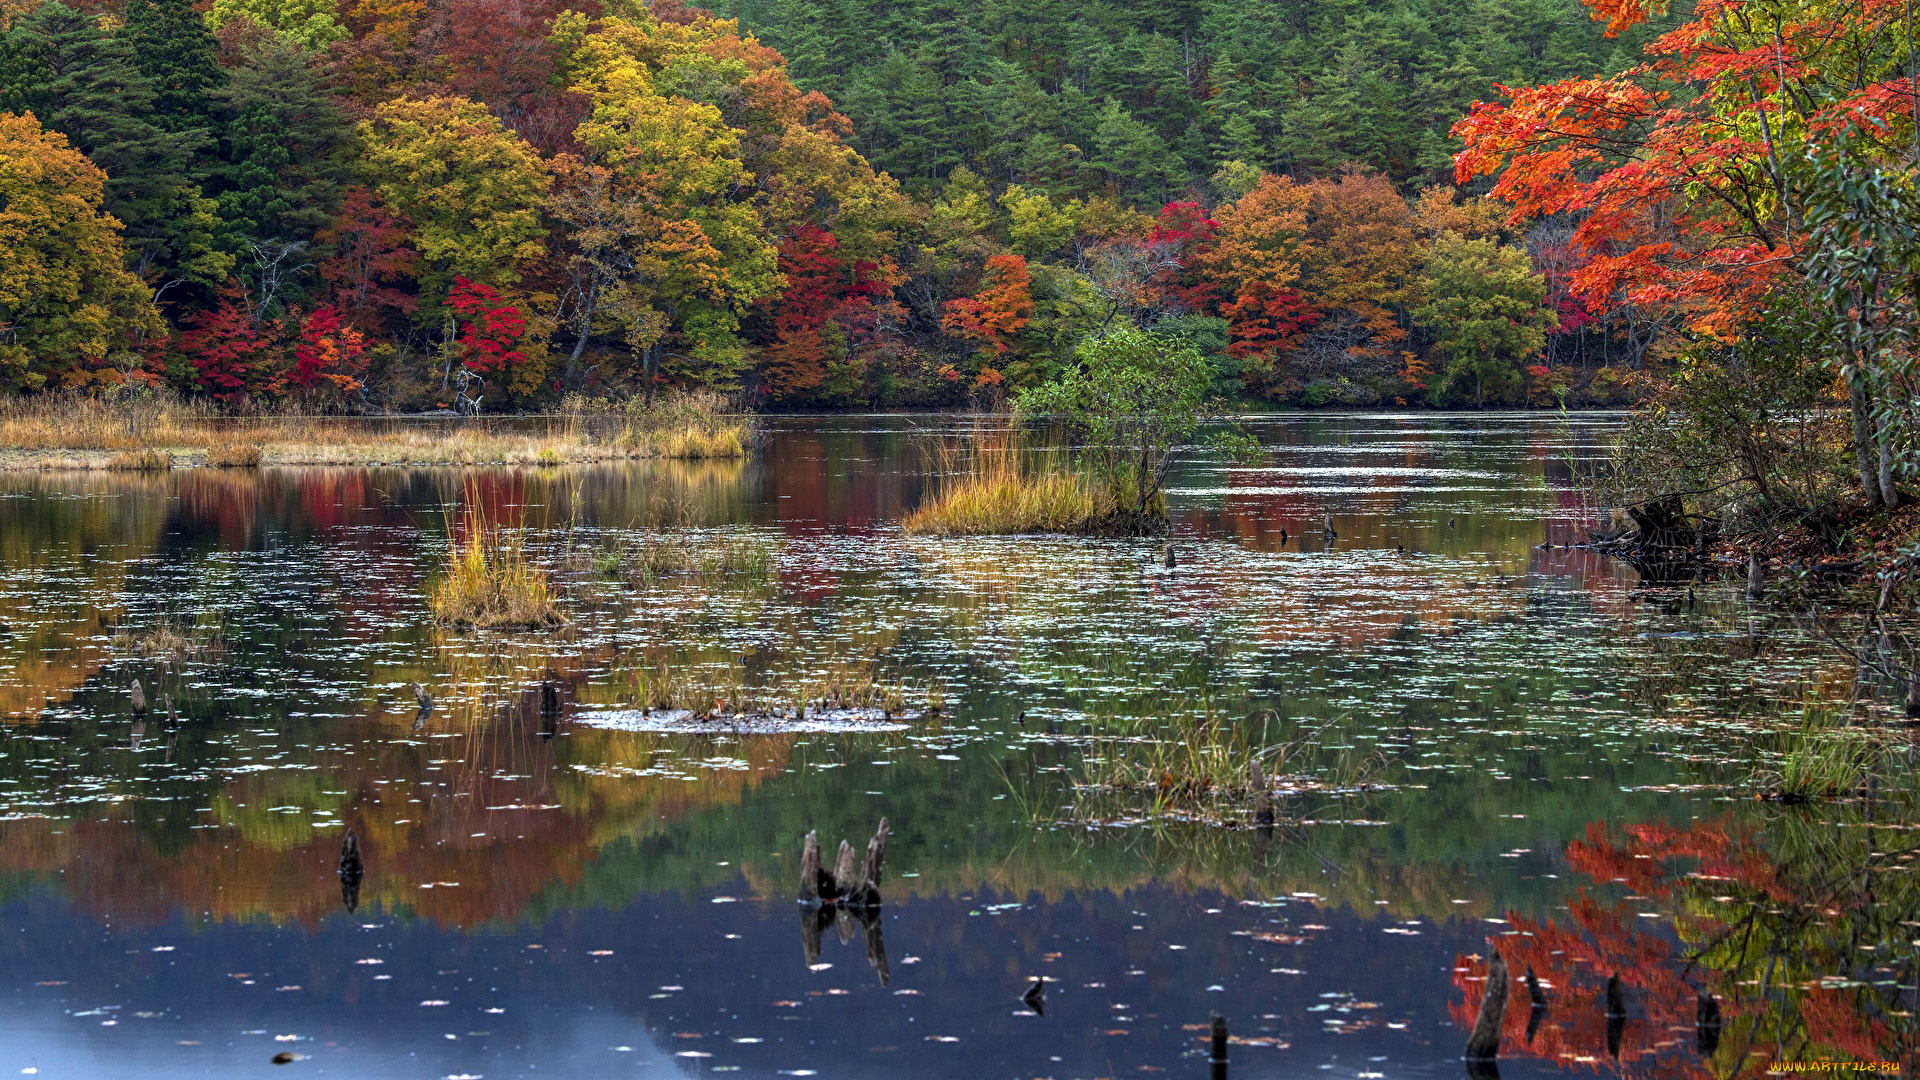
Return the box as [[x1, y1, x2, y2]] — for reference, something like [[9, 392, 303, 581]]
[[903, 424, 1107, 535], [429, 490, 566, 629]]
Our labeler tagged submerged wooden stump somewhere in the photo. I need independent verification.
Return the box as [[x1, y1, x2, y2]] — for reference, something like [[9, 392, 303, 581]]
[[1695, 990, 1720, 1055], [1464, 950, 1509, 1062], [833, 839, 856, 896], [339, 827, 364, 914], [1249, 760, 1274, 828], [1524, 965, 1549, 1045], [799, 819, 889, 909], [797, 826, 891, 988], [1604, 974, 1626, 1059]]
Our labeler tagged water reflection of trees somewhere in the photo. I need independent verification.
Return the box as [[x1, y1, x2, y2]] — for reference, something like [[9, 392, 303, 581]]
[[5, 444, 1915, 942], [1453, 805, 1920, 1077]]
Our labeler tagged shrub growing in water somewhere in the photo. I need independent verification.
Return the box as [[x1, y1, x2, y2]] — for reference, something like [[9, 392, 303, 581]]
[[1017, 328, 1255, 533]]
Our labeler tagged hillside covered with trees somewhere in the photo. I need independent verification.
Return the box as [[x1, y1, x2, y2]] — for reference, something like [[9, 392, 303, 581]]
[[0, 0, 1732, 411]]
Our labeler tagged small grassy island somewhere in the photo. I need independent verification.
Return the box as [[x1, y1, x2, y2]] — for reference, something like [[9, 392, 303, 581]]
[[907, 329, 1256, 536]]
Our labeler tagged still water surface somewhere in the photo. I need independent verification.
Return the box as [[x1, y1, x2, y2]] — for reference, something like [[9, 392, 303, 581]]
[[0, 414, 1912, 1078]]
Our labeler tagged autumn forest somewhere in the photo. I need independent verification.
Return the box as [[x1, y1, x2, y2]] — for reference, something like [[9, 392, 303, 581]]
[[0, 0, 1726, 411]]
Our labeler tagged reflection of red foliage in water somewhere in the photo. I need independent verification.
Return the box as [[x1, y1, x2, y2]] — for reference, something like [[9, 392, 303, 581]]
[[1452, 818, 1917, 1078], [1800, 987, 1893, 1064]]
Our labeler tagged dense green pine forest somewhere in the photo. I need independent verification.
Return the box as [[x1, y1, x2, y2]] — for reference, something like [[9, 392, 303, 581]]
[[721, 0, 1661, 195], [0, 0, 1674, 411]]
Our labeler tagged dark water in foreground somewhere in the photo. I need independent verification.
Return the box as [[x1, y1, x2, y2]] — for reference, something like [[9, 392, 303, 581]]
[[0, 413, 1914, 1079]]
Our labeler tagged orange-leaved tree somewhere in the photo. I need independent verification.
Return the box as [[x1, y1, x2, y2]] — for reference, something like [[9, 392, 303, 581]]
[[1452, 0, 1920, 503], [942, 253, 1034, 360]]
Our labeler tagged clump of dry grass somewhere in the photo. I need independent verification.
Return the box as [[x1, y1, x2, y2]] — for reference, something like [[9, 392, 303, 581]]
[[111, 615, 227, 659], [1, 390, 754, 469], [206, 441, 262, 468], [104, 449, 173, 471], [0, 392, 212, 450], [430, 499, 566, 630], [904, 429, 1106, 535], [565, 390, 753, 459]]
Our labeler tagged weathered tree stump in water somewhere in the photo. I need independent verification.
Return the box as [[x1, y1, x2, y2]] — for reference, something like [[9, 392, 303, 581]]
[[130, 679, 147, 717], [1746, 551, 1765, 601], [1524, 965, 1549, 1045], [833, 840, 856, 896], [1695, 990, 1720, 1055], [799, 819, 889, 909], [1464, 950, 1509, 1062], [1249, 760, 1274, 828], [1021, 977, 1045, 1015], [799, 831, 837, 901], [339, 827, 364, 913], [1604, 974, 1626, 1059]]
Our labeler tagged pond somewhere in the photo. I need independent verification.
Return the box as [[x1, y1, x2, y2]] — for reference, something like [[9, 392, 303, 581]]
[[0, 413, 1914, 1078]]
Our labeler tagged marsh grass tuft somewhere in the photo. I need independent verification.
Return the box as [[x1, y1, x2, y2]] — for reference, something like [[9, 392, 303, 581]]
[[1072, 711, 1380, 822], [600, 530, 776, 588], [110, 615, 227, 659], [564, 390, 752, 460], [430, 498, 566, 630], [0, 391, 212, 451], [104, 449, 172, 471], [1747, 703, 1888, 799], [206, 441, 262, 468], [903, 426, 1107, 535]]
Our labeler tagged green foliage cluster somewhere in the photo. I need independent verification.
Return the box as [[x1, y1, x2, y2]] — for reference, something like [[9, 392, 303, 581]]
[[1017, 327, 1225, 527]]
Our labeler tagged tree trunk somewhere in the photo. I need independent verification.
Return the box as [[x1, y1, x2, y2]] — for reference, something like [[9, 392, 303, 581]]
[[1850, 372, 1885, 507], [566, 325, 591, 391], [1880, 424, 1901, 510]]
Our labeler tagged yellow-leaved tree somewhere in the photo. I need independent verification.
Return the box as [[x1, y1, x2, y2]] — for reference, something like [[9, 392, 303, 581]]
[[357, 95, 551, 395], [0, 111, 162, 391]]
